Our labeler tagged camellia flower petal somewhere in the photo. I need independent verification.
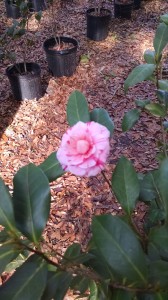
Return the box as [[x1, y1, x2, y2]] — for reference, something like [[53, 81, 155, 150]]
[[57, 121, 110, 177]]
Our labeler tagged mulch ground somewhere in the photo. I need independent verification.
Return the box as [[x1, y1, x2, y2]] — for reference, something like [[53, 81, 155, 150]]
[[0, 0, 168, 298]]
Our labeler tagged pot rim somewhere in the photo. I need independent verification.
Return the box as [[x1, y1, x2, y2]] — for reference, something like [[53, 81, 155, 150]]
[[6, 62, 41, 78], [86, 8, 111, 16], [5, 0, 19, 7], [43, 36, 78, 55], [114, 0, 133, 5]]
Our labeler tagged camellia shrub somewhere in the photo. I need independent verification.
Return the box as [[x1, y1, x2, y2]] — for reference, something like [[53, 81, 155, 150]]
[[0, 13, 168, 300]]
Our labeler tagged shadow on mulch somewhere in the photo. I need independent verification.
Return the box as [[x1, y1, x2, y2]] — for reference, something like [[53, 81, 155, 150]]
[[0, 76, 48, 139], [0, 96, 21, 139]]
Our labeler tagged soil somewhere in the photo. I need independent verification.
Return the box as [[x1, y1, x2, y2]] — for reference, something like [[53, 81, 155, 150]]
[[9, 68, 37, 77], [88, 8, 111, 16], [115, 0, 133, 4], [49, 41, 75, 51], [0, 0, 168, 298]]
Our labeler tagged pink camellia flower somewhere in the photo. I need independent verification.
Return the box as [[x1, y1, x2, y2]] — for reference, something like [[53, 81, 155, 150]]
[[57, 121, 110, 177]]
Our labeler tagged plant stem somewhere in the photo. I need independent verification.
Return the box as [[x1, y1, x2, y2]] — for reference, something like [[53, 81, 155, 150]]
[[23, 15, 29, 74], [21, 243, 101, 282], [23, 243, 60, 268], [109, 282, 161, 293], [130, 217, 142, 237], [41, 239, 72, 262], [156, 63, 160, 89], [101, 170, 111, 189], [156, 62, 167, 157], [20, 242, 168, 293], [129, 217, 148, 253], [98, 0, 101, 15], [50, 0, 59, 46], [101, 170, 121, 206], [160, 118, 167, 157]]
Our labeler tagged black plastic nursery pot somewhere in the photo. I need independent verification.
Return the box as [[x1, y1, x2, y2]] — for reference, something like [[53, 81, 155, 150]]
[[28, 0, 47, 12], [134, 0, 141, 9], [86, 8, 111, 41], [5, 0, 21, 19], [43, 36, 78, 77], [114, 1, 133, 19], [6, 62, 42, 101]]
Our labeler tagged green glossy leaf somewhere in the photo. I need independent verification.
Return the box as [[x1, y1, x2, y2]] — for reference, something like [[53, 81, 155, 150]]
[[135, 99, 150, 108], [112, 157, 140, 215], [63, 243, 81, 259], [5, 253, 26, 273], [13, 164, 51, 244], [155, 292, 168, 300], [70, 276, 90, 293], [144, 50, 156, 64], [138, 172, 144, 180], [92, 215, 147, 287], [85, 238, 115, 281], [156, 151, 167, 162], [158, 80, 168, 91], [149, 260, 168, 288], [148, 207, 165, 226], [39, 152, 64, 182], [13, 28, 25, 39], [156, 158, 168, 221], [86, 254, 115, 281], [137, 292, 168, 300], [0, 254, 47, 300], [163, 121, 168, 131], [86, 241, 116, 280], [112, 289, 133, 300], [161, 14, 168, 25], [149, 225, 168, 259], [35, 11, 42, 22], [42, 271, 72, 300], [147, 74, 157, 82], [145, 103, 166, 117], [90, 108, 114, 137], [124, 64, 156, 92], [145, 206, 165, 232], [0, 229, 10, 243], [137, 293, 155, 300], [148, 242, 161, 261], [89, 281, 98, 300], [96, 282, 113, 300], [153, 22, 168, 56], [157, 89, 168, 107], [147, 197, 165, 225], [63, 243, 92, 265], [122, 109, 140, 132], [6, 26, 15, 36], [163, 121, 168, 130], [67, 90, 90, 126], [19, 18, 26, 28], [88, 283, 113, 300], [0, 244, 19, 275], [139, 171, 159, 203], [0, 178, 16, 233]]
